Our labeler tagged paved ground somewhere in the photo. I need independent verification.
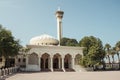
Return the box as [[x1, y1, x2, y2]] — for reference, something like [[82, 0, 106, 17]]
[[5, 71, 120, 80]]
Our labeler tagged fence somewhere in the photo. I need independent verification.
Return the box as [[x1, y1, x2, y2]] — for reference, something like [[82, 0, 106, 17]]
[[0, 67, 18, 79]]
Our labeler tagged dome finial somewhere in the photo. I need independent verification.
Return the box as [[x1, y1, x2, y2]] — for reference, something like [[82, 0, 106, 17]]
[[58, 6, 61, 11]]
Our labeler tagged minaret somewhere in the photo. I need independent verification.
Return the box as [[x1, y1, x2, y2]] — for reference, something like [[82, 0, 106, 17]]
[[55, 7, 64, 46]]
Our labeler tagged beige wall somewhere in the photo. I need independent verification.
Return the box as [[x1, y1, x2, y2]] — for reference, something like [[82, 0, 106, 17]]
[[15, 55, 26, 67]]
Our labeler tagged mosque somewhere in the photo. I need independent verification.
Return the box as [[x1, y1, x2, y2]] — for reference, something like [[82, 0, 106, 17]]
[[16, 9, 84, 72]]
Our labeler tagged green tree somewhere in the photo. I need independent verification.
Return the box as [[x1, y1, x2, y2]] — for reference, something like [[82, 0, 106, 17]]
[[60, 37, 69, 46], [104, 43, 111, 64], [109, 47, 116, 69], [0, 25, 22, 58], [111, 47, 116, 64], [115, 41, 120, 69], [60, 37, 78, 46], [79, 36, 105, 67], [20, 47, 31, 56]]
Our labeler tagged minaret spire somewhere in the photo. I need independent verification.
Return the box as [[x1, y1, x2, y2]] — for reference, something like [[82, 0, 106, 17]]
[[55, 8, 64, 46], [58, 6, 61, 11]]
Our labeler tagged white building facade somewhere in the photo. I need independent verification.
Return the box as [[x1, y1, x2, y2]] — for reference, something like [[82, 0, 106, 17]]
[[24, 44, 83, 72], [17, 9, 84, 72]]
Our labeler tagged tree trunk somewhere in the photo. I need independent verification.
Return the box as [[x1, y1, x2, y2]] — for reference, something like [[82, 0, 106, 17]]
[[102, 59, 106, 70], [117, 53, 120, 70], [108, 55, 111, 64], [112, 55, 114, 69], [107, 55, 112, 69], [116, 53, 119, 62]]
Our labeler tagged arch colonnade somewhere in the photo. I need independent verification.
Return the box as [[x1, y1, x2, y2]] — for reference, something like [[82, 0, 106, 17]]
[[26, 53, 82, 72]]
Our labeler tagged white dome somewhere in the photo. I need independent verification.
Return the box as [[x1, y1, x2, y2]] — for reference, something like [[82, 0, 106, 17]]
[[29, 34, 59, 46]]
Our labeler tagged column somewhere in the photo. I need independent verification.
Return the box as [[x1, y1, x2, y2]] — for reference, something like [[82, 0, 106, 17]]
[[5, 68, 8, 75], [62, 57, 65, 72], [38, 56, 41, 71], [50, 56, 53, 72], [8, 68, 11, 74], [2, 69, 5, 77], [72, 57, 75, 69], [59, 57, 61, 69]]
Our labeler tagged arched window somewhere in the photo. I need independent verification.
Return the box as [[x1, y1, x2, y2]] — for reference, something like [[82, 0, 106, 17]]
[[28, 53, 38, 65], [18, 58, 21, 62], [64, 54, 72, 69], [23, 58, 26, 63], [41, 53, 50, 69], [53, 53, 62, 69]]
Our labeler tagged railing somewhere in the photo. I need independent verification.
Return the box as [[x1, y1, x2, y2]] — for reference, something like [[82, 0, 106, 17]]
[[0, 67, 19, 79]]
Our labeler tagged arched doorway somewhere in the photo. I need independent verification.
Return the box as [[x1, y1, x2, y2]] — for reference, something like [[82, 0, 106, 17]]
[[75, 54, 82, 65], [45, 58, 48, 68], [41, 58, 44, 69], [64, 54, 72, 69], [41, 53, 50, 70], [53, 54, 62, 69], [53, 58, 59, 68]]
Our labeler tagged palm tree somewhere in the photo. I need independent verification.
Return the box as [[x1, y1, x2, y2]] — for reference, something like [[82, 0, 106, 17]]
[[111, 47, 116, 63], [105, 43, 111, 64], [115, 41, 120, 69], [116, 47, 120, 63], [110, 47, 117, 69]]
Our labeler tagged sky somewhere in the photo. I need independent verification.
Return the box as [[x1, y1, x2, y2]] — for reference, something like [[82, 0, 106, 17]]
[[0, 0, 120, 47]]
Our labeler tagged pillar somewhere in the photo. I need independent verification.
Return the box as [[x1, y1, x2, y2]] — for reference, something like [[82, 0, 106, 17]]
[[62, 57, 65, 72], [8, 68, 11, 74], [38, 56, 41, 71], [5, 68, 8, 75], [2, 69, 5, 77], [50, 56, 53, 72], [72, 57, 75, 69], [59, 57, 61, 69]]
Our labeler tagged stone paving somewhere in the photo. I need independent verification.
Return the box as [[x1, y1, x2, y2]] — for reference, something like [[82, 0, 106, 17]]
[[5, 71, 120, 80]]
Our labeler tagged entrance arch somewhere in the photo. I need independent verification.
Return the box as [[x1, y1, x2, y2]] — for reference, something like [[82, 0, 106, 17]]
[[41, 53, 50, 70], [45, 58, 48, 68], [41, 58, 44, 69], [53, 54, 62, 69], [75, 54, 82, 65], [53, 58, 59, 68], [64, 54, 72, 69]]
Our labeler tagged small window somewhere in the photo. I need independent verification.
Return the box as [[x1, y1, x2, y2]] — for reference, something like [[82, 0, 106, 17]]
[[23, 58, 26, 62], [0, 58, 2, 62], [18, 58, 21, 62]]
